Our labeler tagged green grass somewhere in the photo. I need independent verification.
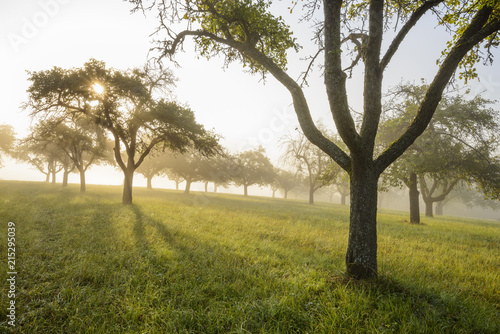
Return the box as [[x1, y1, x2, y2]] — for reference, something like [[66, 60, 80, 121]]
[[0, 180, 499, 333]]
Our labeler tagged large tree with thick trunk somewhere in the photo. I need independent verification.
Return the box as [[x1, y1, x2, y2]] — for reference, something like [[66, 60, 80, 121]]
[[25, 59, 220, 204], [130, 0, 500, 278]]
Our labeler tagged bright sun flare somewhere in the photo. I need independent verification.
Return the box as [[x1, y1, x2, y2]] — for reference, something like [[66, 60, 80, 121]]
[[92, 82, 105, 95]]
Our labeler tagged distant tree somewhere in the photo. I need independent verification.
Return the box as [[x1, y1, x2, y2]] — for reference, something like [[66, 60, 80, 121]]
[[0, 124, 16, 168], [136, 152, 174, 189], [131, 0, 500, 278], [381, 84, 500, 222], [15, 138, 66, 183], [320, 162, 350, 205], [25, 117, 108, 192], [232, 147, 274, 196], [280, 132, 330, 204], [25, 59, 220, 204], [166, 149, 207, 194], [273, 169, 301, 199], [198, 150, 236, 193]]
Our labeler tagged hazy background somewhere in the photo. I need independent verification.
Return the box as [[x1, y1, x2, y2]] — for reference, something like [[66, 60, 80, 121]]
[[1, 0, 499, 219]]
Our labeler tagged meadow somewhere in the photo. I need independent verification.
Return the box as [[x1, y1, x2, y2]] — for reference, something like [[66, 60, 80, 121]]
[[0, 180, 499, 333]]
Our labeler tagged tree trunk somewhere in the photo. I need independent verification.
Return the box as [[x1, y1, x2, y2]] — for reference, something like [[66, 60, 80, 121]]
[[436, 201, 444, 215], [51, 171, 56, 184], [424, 199, 433, 217], [340, 194, 347, 206], [284, 189, 288, 199], [147, 176, 153, 190], [184, 180, 192, 194], [175, 181, 180, 190], [79, 167, 86, 193], [308, 185, 314, 205], [409, 172, 420, 224], [272, 190, 276, 198], [205, 181, 209, 192], [345, 164, 379, 279], [122, 169, 134, 205], [62, 171, 69, 187], [214, 183, 218, 193], [244, 185, 248, 196]]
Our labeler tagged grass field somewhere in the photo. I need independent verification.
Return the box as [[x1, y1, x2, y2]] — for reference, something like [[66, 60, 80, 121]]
[[0, 180, 499, 333]]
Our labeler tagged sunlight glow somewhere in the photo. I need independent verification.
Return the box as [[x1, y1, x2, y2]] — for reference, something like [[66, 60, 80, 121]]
[[92, 82, 105, 95]]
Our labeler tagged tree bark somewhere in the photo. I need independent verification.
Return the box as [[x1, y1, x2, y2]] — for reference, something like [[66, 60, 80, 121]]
[[244, 184, 248, 196], [436, 201, 444, 215], [409, 172, 420, 224], [345, 163, 379, 279], [185, 180, 192, 194], [308, 185, 314, 205], [214, 183, 218, 193], [424, 199, 433, 217], [205, 181, 209, 193], [122, 169, 134, 205], [62, 171, 69, 187], [340, 194, 347, 206], [79, 166, 86, 193], [284, 189, 288, 199], [147, 176, 153, 190]]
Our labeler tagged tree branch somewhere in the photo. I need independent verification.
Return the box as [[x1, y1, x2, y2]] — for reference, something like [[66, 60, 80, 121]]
[[375, 6, 500, 173], [380, 0, 445, 71], [159, 28, 351, 171]]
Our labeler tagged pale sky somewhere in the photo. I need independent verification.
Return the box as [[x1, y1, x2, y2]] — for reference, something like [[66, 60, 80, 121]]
[[1, 0, 499, 193]]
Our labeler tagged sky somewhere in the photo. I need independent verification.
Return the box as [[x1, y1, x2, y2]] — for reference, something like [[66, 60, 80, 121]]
[[1, 0, 499, 194]]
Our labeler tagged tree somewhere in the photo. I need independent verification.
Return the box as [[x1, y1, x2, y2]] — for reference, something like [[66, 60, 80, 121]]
[[232, 147, 274, 196], [273, 169, 300, 199], [280, 131, 330, 204], [25, 59, 220, 204], [136, 152, 173, 189], [381, 84, 500, 221], [320, 162, 350, 205], [197, 150, 236, 193], [166, 149, 207, 194], [0, 125, 16, 168], [131, 0, 500, 278], [15, 135, 67, 183], [26, 117, 108, 192]]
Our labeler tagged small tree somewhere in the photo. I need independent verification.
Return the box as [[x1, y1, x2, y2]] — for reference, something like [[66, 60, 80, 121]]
[[280, 132, 330, 204], [25, 59, 220, 204], [232, 147, 274, 196], [25, 117, 108, 192], [15, 137, 67, 183], [136, 152, 174, 189], [166, 149, 206, 194], [274, 169, 300, 199]]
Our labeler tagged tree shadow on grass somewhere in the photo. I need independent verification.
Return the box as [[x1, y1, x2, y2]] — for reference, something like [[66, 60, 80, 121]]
[[326, 274, 500, 333], [129, 204, 321, 333]]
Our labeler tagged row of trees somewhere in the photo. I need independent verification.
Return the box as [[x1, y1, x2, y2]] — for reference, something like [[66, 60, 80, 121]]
[[126, 0, 500, 279], [3, 81, 499, 213], [17, 59, 220, 204]]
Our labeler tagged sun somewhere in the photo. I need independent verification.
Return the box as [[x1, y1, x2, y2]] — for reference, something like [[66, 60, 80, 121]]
[[92, 82, 105, 95]]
